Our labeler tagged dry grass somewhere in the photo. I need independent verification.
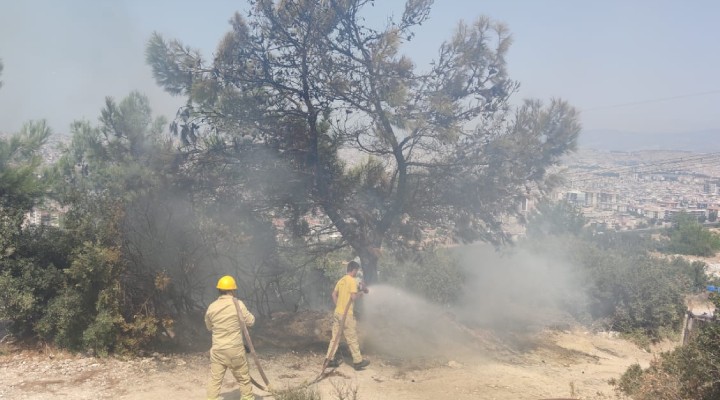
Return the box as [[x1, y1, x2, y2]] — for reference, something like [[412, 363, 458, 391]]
[[273, 386, 322, 400], [328, 379, 359, 400]]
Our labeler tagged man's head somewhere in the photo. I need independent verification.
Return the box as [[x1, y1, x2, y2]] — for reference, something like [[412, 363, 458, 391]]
[[347, 261, 361, 276], [216, 275, 237, 295]]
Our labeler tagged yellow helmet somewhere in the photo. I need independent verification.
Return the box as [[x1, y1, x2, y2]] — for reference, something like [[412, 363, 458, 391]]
[[216, 275, 237, 290]]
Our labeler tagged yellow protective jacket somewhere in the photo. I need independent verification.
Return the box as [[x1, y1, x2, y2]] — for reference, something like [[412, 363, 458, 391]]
[[205, 294, 255, 350]]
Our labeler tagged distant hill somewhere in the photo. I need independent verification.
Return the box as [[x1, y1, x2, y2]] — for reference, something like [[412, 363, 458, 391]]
[[579, 129, 720, 152]]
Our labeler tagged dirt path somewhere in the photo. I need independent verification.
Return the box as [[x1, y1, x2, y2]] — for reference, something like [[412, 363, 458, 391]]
[[0, 328, 671, 400]]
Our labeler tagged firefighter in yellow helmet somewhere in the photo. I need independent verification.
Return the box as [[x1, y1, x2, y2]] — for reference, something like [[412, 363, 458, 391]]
[[205, 275, 255, 400]]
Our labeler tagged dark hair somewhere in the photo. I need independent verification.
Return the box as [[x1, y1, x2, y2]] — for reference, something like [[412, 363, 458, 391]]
[[347, 260, 361, 272], [218, 289, 234, 296]]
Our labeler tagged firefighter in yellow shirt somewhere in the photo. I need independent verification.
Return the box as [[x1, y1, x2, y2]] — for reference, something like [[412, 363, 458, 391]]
[[205, 275, 255, 400], [326, 261, 370, 370]]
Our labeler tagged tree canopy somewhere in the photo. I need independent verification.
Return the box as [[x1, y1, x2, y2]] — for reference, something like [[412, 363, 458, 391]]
[[0, 120, 51, 212], [0, 121, 58, 338], [659, 212, 720, 257], [525, 200, 587, 239], [147, 0, 580, 283]]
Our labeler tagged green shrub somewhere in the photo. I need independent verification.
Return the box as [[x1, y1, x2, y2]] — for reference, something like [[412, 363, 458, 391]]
[[525, 231, 701, 342], [117, 314, 161, 354], [522, 203, 696, 341], [0, 259, 63, 337], [82, 309, 121, 356], [381, 248, 465, 306], [615, 281, 720, 399], [36, 289, 86, 348], [616, 320, 720, 400], [581, 245, 692, 340], [658, 212, 720, 257], [611, 362, 643, 396]]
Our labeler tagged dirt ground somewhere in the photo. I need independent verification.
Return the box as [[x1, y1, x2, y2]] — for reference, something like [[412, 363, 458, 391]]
[[2, 281, 713, 400], [0, 325, 677, 400]]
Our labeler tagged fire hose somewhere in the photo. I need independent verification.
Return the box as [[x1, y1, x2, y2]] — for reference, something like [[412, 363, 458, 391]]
[[232, 298, 273, 391], [318, 297, 354, 376], [232, 297, 354, 393]]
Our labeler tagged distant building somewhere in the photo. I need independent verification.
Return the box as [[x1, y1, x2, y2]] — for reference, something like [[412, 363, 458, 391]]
[[704, 180, 720, 195], [664, 208, 707, 222], [23, 200, 66, 228], [563, 190, 585, 205], [25, 208, 61, 227], [642, 206, 663, 220], [584, 191, 620, 210], [517, 197, 535, 215]]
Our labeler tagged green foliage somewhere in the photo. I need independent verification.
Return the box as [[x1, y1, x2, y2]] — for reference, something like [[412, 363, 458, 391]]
[[0, 120, 51, 210], [0, 259, 63, 336], [381, 248, 465, 306], [0, 124, 61, 337], [313, 246, 465, 308], [2, 87, 308, 355], [611, 363, 644, 396], [34, 242, 123, 351], [43, 93, 175, 354], [315, 248, 356, 285], [0, 93, 177, 354], [661, 323, 720, 399], [55, 91, 170, 197], [35, 288, 86, 348], [658, 212, 720, 257], [82, 307, 122, 356], [146, 0, 580, 283], [524, 229, 703, 342], [525, 200, 586, 238], [580, 242, 697, 340], [617, 318, 720, 400]]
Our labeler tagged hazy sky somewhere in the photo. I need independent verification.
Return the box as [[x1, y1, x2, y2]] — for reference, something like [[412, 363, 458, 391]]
[[1, 0, 719, 136]]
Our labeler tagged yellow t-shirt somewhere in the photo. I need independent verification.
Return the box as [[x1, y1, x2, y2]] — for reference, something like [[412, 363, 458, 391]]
[[333, 274, 358, 315]]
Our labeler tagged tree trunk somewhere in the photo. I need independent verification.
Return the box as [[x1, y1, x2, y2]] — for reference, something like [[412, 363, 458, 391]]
[[358, 246, 380, 286]]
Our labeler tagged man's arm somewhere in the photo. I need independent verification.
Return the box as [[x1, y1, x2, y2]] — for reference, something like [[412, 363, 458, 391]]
[[332, 289, 339, 305], [350, 278, 360, 300], [204, 311, 213, 331], [238, 300, 255, 327]]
